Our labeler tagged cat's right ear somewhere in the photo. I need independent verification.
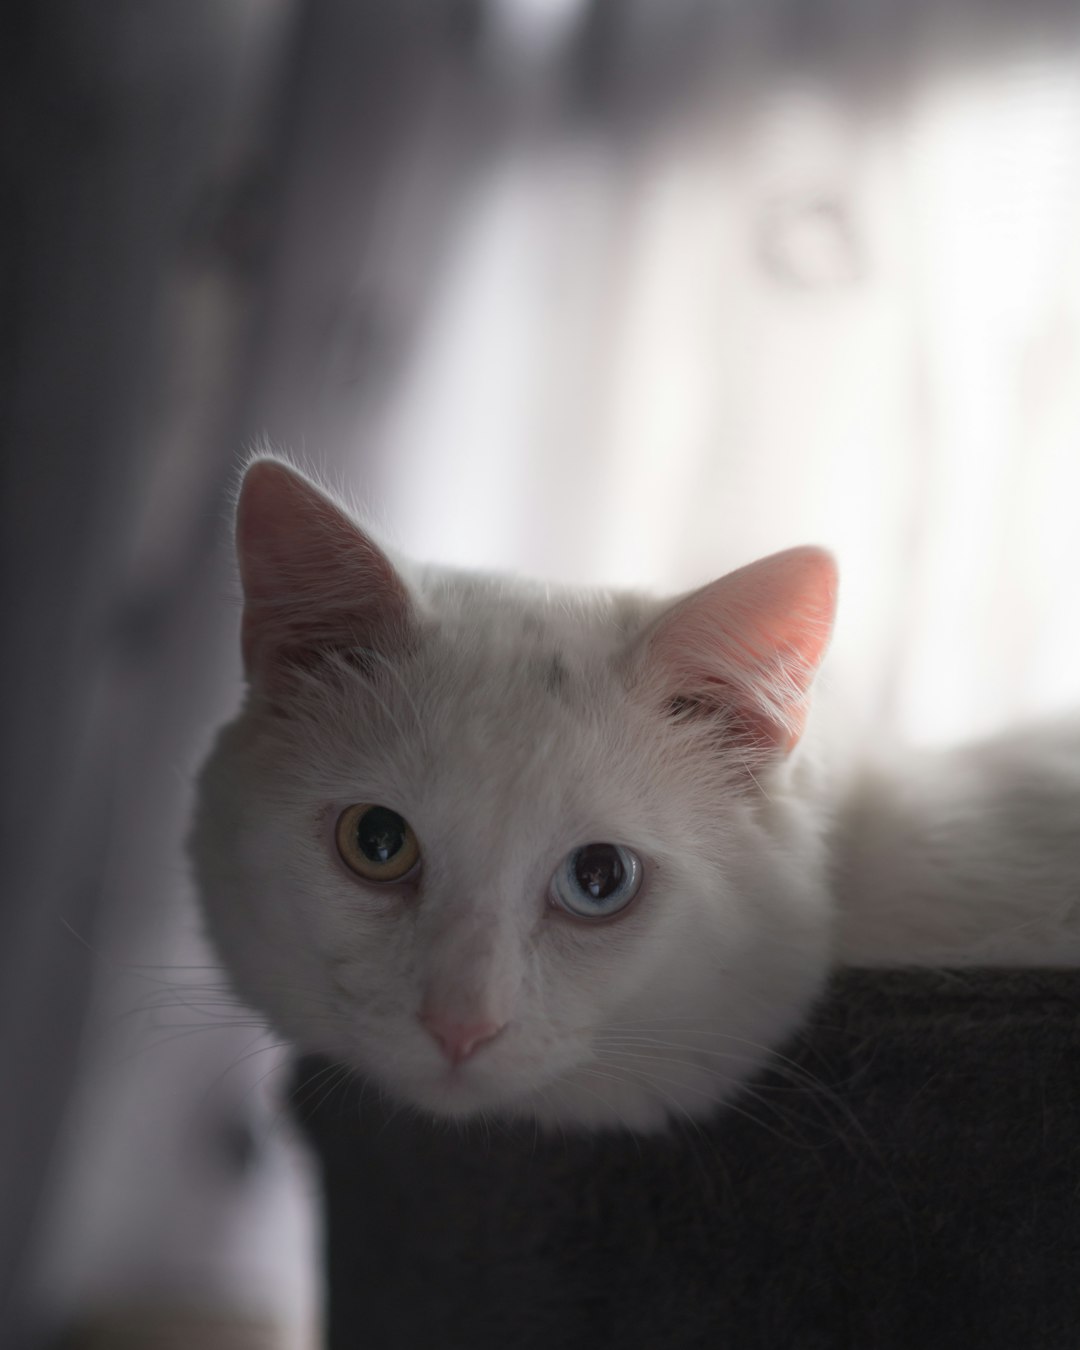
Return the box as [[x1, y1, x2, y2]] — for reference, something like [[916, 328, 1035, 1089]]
[[235, 459, 411, 696], [633, 546, 837, 760]]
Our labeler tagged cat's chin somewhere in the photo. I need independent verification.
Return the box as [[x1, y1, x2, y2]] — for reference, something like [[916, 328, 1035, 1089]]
[[367, 1057, 547, 1123], [372, 1057, 721, 1134]]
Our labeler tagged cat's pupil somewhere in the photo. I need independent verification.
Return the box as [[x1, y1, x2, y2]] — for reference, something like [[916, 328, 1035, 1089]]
[[356, 807, 406, 863], [573, 844, 624, 901]]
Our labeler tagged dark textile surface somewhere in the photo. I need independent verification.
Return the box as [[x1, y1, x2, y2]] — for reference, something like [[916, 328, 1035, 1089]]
[[294, 969, 1080, 1349]]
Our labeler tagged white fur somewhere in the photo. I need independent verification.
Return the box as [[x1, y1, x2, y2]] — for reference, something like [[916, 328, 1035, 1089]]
[[191, 463, 1080, 1133], [832, 719, 1080, 968], [192, 559, 833, 1133]]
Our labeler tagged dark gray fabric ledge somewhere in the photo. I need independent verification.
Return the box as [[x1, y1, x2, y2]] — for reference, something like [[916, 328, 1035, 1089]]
[[292, 969, 1080, 1350]]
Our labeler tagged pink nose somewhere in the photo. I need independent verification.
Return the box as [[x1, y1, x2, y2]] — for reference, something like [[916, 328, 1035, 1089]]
[[420, 1013, 504, 1065]]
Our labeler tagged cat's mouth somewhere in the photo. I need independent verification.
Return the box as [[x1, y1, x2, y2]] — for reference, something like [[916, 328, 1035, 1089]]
[[363, 1040, 568, 1121], [394, 1064, 523, 1118]]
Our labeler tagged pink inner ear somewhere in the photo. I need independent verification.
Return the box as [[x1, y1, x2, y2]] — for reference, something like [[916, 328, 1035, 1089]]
[[645, 546, 838, 754], [236, 459, 410, 681]]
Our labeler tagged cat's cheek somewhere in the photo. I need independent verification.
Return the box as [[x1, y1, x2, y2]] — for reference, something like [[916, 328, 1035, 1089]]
[[541, 866, 667, 993]]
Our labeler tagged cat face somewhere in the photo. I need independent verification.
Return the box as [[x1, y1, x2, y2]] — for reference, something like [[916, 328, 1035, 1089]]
[[190, 460, 838, 1131]]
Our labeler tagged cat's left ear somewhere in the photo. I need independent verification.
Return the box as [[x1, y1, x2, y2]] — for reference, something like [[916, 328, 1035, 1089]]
[[636, 546, 838, 756], [235, 459, 412, 693]]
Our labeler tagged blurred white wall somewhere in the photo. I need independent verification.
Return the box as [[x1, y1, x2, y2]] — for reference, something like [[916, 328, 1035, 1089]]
[[371, 24, 1080, 753]]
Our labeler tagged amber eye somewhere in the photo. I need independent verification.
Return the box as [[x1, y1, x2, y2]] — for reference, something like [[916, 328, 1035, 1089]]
[[335, 804, 420, 882]]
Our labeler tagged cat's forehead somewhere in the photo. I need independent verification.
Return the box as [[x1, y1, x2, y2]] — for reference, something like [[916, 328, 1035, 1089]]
[[415, 564, 653, 655], [333, 575, 659, 804], [416, 614, 620, 740], [411, 574, 654, 727], [399, 641, 651, 853], [277, 570, 669, 829]]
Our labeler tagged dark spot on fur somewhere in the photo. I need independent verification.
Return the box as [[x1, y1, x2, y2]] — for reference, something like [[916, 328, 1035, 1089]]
[[340, 647, 379, 680], [545, 654, 569, 696], [667, 694, 708, 720]]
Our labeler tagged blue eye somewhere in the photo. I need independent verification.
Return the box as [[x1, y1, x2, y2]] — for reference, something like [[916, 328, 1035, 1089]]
[[550, 843, 642, 919]]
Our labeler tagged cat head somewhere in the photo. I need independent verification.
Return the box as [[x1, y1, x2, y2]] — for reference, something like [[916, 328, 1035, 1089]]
[[191, 459, 838, 1131]]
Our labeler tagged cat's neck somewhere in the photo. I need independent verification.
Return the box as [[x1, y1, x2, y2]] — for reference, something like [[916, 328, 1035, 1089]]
[[828, 719, 1080, 968]]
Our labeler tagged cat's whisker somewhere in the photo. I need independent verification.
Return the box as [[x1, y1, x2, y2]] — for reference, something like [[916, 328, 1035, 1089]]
[[115, 1022, 274, 1064], [603, 1019, 841, 1091], [595, 1032, 900, 1180], [595, 1026, 872, 1138], [579, 1062, 715, 1179], [285, 1059, 355, 1129], [117, 984, 340, 1036], [56, 916, 242, 996], [195, 1035, 303, 1119], [594, 1045, 829, 1136], [594, 1051, 829, 1154], [569, 1067, 647, 1152], [595, 1032, 817, 1083]]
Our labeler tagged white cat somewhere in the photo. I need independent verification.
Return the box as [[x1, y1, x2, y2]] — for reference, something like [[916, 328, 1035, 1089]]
[[190, 458, 1080, 1132]]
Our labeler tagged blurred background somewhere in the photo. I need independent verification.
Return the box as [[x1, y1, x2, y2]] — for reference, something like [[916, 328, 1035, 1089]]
[[4, 0, 1080, 1345]]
